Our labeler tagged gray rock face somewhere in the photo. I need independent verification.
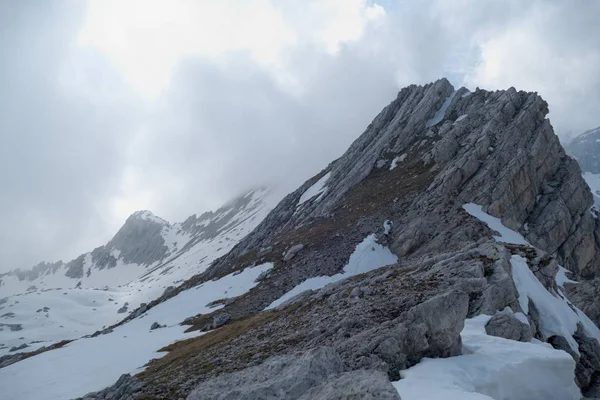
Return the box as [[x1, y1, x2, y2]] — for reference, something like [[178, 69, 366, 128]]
[[485, 313, 532, 342], [565, 279, 600, 328], [186, 347, 400, 400], [211, 79, 599, 288], [297, 369, 401, 400]]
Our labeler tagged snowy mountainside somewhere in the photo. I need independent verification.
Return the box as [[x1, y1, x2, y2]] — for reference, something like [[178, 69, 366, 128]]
[[2, 80, 600, 400], [567, 126, 600, 207], [0, 188, 279, 356]]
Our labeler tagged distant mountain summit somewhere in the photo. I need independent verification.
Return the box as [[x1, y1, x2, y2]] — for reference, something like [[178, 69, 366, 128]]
[[567, 126, 600, 207], [568, 126, 600, 174], [0, 187, 278, 296]]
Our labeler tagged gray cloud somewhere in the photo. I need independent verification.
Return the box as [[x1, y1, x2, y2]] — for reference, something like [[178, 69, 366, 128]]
[[2, 0, 600, 272], [0, 1, 139, 271]]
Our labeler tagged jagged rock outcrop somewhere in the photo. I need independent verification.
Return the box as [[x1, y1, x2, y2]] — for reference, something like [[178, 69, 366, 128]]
[[208, 79, 599, 285]]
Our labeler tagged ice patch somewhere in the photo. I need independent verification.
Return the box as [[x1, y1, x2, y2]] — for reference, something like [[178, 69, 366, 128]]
[[298, 172, 331, 206], [426, 90, 458, 128], [393, 315, 580, 400], [390, 154, 407, 170], [266, 234, 397, 310], [462, 203, 528, 245]]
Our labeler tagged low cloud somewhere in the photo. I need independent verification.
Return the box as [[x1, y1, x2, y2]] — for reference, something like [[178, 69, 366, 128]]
[[2, 0, 600, 271]]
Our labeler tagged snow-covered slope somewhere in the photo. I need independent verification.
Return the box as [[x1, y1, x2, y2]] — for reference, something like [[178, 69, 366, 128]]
[[567, 127, 600, 208], [0, 263, 273, 400], [0, 188, 279, 355]]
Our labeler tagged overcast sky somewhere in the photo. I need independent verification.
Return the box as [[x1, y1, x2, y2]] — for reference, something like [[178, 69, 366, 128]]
[[1, 0, 600, 272]]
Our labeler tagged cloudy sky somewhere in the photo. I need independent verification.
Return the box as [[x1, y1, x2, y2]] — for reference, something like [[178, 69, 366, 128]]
[[1, 0, 599, 272]]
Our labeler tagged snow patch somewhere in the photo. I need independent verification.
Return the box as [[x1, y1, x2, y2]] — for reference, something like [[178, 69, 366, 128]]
[[266, 234, 397, 310], [426, 90, 458, 128], [390, 154, 407, 170], [453, 114, 468, 124], [462, 203, 528, 245], [583, 172, 600, 208], [298, 172, 331, 206], [511, 255, 600, 355], [556, 266, 577, 287], [393, 315, 580, 400]]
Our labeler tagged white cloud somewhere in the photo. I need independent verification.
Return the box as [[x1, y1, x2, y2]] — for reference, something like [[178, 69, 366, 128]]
[[78, 0, 384, 98]]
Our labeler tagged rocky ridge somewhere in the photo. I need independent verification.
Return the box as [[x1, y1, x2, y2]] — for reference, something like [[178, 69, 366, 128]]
[[70, 79, 600, 398]]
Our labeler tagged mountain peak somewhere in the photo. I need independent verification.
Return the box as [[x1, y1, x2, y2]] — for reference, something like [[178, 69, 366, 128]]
[[128, 210, 169, 225]]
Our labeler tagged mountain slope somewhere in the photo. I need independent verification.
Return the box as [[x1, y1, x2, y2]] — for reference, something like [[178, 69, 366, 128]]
[[567, 126, 600, 208], [2, 79, 600, 400], [0, 188, 280, 357]]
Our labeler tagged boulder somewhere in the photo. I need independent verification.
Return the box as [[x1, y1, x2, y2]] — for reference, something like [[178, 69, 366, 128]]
[[283, 244, 304, 262], [212, 313, 231, 329], [485, 313, 533, 342]]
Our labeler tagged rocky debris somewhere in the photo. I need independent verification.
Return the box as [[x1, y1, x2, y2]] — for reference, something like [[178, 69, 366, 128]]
[[117, 303, 129, 314], [9, 343, 29, 352], [150, 322, 166, 330], [90, 327, 114, 337], [212, 313, 230, 329], [129, 303, 148, 319], [77, 374, 143, 400], [485, 313, 533, 342], [0, 323, 23, 331], [161, 286, 175, 297], [257, 246, 272, 258], [283, 244, 304, 262], [1, 339, 72, 369], [0, 312, 15, 319], [186, 347, 400, 400]]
